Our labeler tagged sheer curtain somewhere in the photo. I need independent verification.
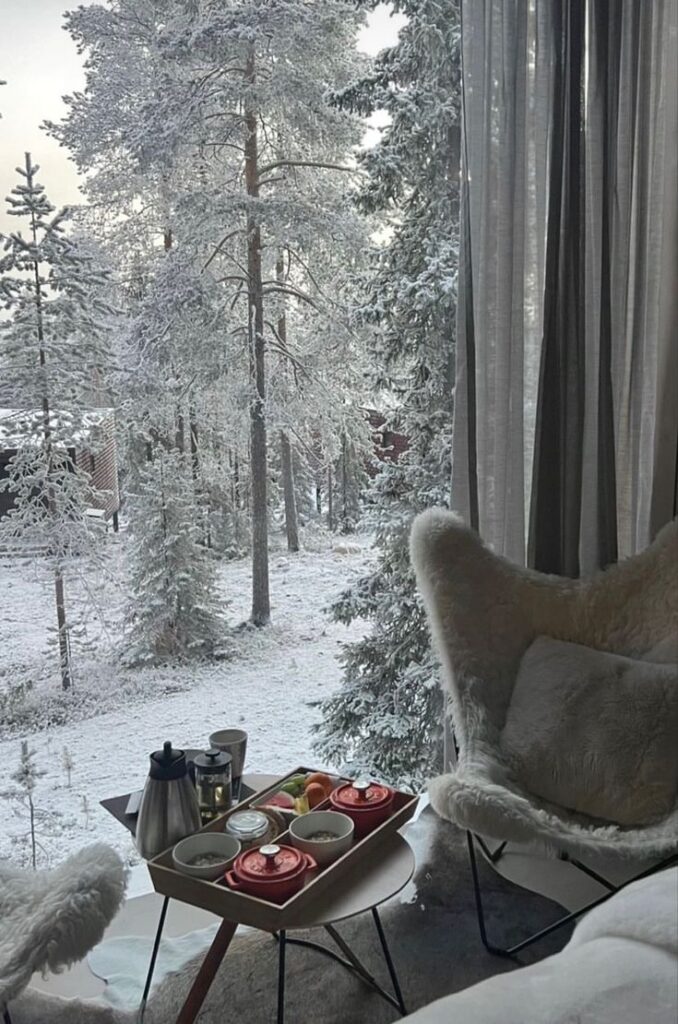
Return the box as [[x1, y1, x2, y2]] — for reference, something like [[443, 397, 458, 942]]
[[453, 0, 678, 573]]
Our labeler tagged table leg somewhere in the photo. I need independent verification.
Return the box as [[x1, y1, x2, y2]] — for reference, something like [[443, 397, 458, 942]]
[[372, 907, 407, 1015], [138, 895, 169, 1024], [324, 924, 377, 985], [175, 918, 238, 1024], [277, 929, 287, 1024]]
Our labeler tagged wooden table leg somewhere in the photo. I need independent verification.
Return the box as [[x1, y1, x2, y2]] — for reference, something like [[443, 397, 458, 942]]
[[175, 919, 238, 1024]]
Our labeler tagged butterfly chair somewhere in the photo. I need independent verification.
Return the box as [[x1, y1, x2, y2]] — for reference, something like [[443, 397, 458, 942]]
[[410, 509, 678, 957], [0, 844, 126, 1023]]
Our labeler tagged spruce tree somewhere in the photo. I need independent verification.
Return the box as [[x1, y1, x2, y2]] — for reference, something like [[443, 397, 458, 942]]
[[125, 447, 226, 663], [119, 248, 228, 661], [315, 0, 462, 788], [0, 154, 116, 689]]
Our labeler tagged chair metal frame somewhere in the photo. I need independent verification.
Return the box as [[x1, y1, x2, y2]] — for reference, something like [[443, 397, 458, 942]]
[[466, 829, 678, 958], [445, 719, 678, 958]]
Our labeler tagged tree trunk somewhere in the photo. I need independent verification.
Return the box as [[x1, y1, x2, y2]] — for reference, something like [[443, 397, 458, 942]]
[[327, 464, 334, 532], [280, 431, 300, 552], [276, 252, 300, 552], [189, 407, 200, 485], [245, 47, 270, 625], [341, 431, 348, 532], [232, 450, 242, 551], [54, 568, 71, 691], [175, 413, 185, 453]]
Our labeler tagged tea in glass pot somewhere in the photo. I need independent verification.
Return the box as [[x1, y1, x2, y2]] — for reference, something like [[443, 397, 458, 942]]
[[193, 748, 232, 823]]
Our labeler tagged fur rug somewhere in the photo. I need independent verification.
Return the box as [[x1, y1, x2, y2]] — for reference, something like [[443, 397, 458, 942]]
[[10, 810, 572, 1024]]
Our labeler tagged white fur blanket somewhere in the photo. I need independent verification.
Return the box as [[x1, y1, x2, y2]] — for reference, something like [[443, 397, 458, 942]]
[[403, 867, 678, 1024]]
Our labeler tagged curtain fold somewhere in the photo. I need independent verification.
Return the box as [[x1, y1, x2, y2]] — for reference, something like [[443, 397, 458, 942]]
[[452, 0, 553, 563], [454, 0, 678, 572]]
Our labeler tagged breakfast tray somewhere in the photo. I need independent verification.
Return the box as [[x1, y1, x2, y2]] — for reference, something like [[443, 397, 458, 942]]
[[148, 767, 419, 930]]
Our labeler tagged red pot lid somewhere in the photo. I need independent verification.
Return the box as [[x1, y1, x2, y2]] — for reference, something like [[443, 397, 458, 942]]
[[332, 779, 393, 810], [235, 843, 306, 882]]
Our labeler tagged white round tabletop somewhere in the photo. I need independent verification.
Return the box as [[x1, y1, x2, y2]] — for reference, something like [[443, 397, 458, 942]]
[[243, 772, 416, 930]]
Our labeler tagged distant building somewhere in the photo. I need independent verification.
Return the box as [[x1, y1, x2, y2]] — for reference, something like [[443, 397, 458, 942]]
[[0, 408, 120, 529], [365, 409, 409, 475]]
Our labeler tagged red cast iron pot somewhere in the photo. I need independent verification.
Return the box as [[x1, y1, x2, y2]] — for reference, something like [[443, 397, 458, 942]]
[[329, 780, 394, 837], [225, 843, 317, 903]]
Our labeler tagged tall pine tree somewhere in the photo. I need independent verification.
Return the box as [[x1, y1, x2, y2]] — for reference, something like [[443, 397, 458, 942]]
[[315, 0, 461, 788], [0, 154, 116, 689], [52, 0, 371, 626]]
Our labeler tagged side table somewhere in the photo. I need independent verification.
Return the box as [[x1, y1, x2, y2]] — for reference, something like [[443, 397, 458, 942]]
[[102, 773, 414, 1024]]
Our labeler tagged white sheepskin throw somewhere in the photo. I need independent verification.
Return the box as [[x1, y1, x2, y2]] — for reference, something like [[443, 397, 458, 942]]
[[0, 843, 127, 1008], [410, 509, 678, 858], [500, 637, 678, 826]]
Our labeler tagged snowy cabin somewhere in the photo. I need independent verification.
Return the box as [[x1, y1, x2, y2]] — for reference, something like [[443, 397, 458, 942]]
[[0, 408, 120, 529], [365, 409, 409, 476]]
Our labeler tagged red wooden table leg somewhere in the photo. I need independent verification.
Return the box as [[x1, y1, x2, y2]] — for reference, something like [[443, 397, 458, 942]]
[[175, 919, 238, 1024]]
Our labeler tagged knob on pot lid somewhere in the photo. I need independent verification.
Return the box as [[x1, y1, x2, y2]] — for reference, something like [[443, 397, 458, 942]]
[[149, 740, 188, 781], [236, 843, 307, 880], [332, 779, 392, 809], [193, 748, 232, 773]]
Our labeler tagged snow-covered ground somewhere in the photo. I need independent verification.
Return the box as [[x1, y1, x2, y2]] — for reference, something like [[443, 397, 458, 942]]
[[0, 530, 373, 869]]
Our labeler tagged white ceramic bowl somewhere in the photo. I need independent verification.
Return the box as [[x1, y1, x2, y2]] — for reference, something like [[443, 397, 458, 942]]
[[172, 832, 241, 880], [288, 811, 354, 867]]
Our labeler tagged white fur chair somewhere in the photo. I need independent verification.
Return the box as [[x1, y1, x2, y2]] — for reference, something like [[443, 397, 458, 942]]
[[410, 509, 678, 954], [0, 844, 127, 1023]]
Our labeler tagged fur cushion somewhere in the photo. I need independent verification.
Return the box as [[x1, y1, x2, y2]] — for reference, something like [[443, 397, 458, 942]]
[[500, 637, 678, 826]]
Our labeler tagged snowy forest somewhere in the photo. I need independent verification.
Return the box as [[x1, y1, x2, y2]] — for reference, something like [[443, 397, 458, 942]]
[[0, 0, 460, 863]]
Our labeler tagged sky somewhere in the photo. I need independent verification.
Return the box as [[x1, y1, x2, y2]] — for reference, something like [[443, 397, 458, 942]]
[[0, 1, 405, 236]]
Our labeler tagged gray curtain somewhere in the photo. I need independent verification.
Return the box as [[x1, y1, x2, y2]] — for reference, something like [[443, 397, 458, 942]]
[[453, 0, 678, 573]]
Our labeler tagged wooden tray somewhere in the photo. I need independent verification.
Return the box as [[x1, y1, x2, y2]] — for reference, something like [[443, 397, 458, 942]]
[[148, 767, 419, 930]]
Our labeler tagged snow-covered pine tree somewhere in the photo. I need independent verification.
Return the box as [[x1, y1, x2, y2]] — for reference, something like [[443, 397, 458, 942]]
[[125, 446, 226, 663], [0, 154, 117, 690], [119, 248, 228, 661], [315, 0, 462, 788], [52, 0, 372, 626]]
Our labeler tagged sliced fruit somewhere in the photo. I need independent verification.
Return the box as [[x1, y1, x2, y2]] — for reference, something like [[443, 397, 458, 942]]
[[294, 793, 310, 814], [305, 782, 326, 809], [281, 774, 308, 797], [305, 772, 333, 797], [263, 791, 295, 809]]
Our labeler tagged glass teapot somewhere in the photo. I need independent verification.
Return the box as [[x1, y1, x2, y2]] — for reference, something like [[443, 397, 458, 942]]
[[193, 748, 232, 823]]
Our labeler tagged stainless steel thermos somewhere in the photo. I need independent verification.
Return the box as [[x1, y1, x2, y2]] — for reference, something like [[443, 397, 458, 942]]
[[136, 740, 202, 860]]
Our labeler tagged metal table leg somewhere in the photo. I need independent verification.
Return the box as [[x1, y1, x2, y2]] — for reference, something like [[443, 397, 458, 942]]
[[275, 911, 407, 1018], [138, 894, 169, 1024], [372, 906, 407, 1015], [277, 929, 287, 1024]]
